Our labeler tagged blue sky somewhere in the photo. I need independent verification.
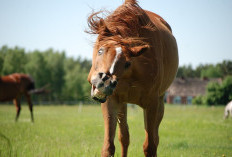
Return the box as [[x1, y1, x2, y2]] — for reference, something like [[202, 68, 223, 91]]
[[0, 0, 232, 68]]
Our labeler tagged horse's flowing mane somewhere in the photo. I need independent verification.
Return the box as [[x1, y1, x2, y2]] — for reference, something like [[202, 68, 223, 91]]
[[86, 0, 155, 47]]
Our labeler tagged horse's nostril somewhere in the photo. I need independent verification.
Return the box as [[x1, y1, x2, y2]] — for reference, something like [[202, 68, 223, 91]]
[[102, 75, 109, 82], [110, 80, 118, 88], [98, 72, 104, 78]]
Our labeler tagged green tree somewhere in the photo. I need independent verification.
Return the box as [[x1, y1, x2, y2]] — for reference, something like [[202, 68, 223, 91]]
[[1, 46, 27, 75], [177, 60, 232, 79], [43, 49, 65, 100], [63, 58, 91, 101], [25, 51, 50, 88], [200, 65, 223, 78], [220, 76, 232, 104], [0, 46, 8, 75], [192, 95, 205, 105], [195, 64, 205, 78], [204, 76, 232, 105], [177, 64, 195, 78], [204, 82, 222, 105], [78, 57, 91, 71], [217, 60, 232, 76], [0, 56, 3, 75]]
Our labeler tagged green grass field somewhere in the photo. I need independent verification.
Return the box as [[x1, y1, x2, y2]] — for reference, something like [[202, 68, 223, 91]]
[[0, 104, 231, 157]]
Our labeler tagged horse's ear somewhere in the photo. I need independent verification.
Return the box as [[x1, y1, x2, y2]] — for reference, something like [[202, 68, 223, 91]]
[[128, 45, 149, 57]]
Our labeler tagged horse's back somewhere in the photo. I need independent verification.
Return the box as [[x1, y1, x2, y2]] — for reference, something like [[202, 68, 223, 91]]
[[144, 10, 179, 95], [145, 10, 172, 33]]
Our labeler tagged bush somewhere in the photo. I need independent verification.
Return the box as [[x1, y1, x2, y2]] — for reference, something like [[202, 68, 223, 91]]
[[192, 96, 205, 105], [193, 76, 232, 106], [204, 76, 232, 105]]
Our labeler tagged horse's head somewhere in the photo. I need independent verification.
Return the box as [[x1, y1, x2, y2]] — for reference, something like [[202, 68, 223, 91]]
[[88, 39, 149, 103], [86, 4, 152, 103]]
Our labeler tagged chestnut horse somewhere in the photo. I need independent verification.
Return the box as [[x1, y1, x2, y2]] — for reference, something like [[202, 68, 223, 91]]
[[87, 0, 178, 156], [0, 73, 37, 122]]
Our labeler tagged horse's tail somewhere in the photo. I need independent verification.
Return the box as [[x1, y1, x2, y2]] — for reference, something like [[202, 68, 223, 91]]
[[28, 84, 50, 95], [27, 81, 35, 91], [26, 75, 35, 91]]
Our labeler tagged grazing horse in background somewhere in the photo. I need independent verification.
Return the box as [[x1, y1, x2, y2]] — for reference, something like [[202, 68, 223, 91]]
[[0, 73, 39, 122], [224, 100, 232, 119], [86, 0, 178, 156]]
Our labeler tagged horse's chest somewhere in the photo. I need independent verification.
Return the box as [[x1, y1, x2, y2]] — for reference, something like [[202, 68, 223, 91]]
[[116, 79, 154, 105]]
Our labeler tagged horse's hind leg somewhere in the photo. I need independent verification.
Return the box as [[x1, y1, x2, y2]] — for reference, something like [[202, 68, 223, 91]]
[[13, 98, 21, 122], [143, 95, 164, 157], [26, 94, 34, 122]]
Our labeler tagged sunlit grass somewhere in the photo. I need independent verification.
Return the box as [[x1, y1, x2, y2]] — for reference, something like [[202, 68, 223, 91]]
[[0, 104, 231, 157]]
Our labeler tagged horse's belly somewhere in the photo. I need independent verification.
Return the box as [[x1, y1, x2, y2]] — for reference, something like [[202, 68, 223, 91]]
[[0, 92, 17, 101], [0, 85, 18, 101]]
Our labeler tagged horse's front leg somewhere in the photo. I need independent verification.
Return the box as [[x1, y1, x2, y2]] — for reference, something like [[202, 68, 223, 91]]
[[117, 103, 129, 157], [101, 97, 118, 157]]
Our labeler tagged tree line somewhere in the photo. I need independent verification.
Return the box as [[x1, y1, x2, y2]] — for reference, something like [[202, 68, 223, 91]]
[[0, 45, 92, 103], [177, 61, 232, 79]]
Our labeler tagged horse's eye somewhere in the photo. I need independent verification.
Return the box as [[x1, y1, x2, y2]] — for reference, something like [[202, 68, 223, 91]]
[[98, 48, 104, 55], [125, 62, 131, 69]]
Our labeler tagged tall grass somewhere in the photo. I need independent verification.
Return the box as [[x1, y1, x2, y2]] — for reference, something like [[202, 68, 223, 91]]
[[0, 104, 231, 157]]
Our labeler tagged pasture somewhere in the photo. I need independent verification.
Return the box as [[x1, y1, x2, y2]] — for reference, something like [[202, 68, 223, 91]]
[[0, 104, 231, 157]]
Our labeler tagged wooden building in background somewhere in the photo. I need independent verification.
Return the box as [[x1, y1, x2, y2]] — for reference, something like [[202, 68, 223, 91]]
[[165, 77, 222, 105]]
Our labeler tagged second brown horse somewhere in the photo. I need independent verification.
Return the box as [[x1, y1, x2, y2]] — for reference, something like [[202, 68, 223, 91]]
[[0, 73, 37, 122]]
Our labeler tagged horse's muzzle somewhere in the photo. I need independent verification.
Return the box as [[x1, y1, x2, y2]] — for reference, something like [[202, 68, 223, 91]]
[[91, 72, 117, 103]]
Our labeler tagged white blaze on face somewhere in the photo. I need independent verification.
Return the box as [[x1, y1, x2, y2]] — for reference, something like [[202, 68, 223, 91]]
[[109, 47, 122, 74]]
